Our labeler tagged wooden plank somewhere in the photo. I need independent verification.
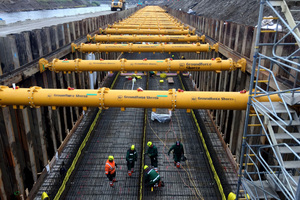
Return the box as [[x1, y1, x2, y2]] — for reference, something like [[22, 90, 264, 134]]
[[29, 29, 43, 60], [57, 24, 65, 47], [49, 26, 58, 51], [40, 27, 51, 56], [229, 23, 236, 49], [63, 23, 71, 44], [12, 33, 28, 66], [42, 72, 58, 152], [0, 167, 7, 200], [21, 108, 38, 182], [51, 71, 63, 143], [2, 107, 24, 197]]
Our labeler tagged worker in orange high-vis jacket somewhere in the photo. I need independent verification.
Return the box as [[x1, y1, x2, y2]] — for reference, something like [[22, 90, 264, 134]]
[[105, 155, 118, 187]]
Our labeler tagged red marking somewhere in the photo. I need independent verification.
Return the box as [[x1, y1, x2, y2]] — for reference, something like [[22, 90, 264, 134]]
[[211, 58, 215, 60], [178, 89, 184, 92], [100, 58, 104, 61], [240, 89, 247, 94], [68, 87, 74, 90], [63, 58, 68, 61], [137, 88, 143, 92], [170, 58, 173, 61]]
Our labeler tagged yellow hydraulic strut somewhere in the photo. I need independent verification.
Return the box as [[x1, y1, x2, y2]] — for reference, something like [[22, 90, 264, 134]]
[[99, 28, 195, 35], [39, 58, 246, 73], [87, 34, 205, 43], [0, 86, 281, 110], [71, 42, 218, 53], [107, 24, 188, 30], [116, 21, 181, 25]]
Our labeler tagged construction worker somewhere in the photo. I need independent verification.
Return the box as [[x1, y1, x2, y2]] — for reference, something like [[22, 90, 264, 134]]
[[144, 165, 163, 188], [126, 145, 137, 176], [105, 155, 118, 187], [168, 141, 184, 168], [59, 161, 67, 182], [146, 141, 158, 172]]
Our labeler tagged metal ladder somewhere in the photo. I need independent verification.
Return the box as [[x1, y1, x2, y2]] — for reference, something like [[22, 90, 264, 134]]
[[236, 0, 300, 199]]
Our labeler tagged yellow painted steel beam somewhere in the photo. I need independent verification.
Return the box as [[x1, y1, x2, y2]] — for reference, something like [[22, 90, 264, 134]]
[[39, 57, 246, 73], [100, 28, 195, 35], [0, 86, 281, 110], [107, 24, 188, 29], [71, 42, 219, 53], [87, 34, 205, 43]]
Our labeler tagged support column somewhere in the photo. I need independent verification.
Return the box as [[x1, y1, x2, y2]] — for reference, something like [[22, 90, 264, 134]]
[[2, 107, 24, 199]]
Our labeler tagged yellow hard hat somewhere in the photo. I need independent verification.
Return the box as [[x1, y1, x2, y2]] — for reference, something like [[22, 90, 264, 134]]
[[147, 141, 152, 147], [41, 192, 49, 200], [131, 145, 135, 150], [108, 155, 114, 161], [144, 165, 149, 170]]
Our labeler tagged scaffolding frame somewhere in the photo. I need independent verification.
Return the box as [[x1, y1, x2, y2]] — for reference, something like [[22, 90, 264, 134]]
[[236, 0, 300, 199]]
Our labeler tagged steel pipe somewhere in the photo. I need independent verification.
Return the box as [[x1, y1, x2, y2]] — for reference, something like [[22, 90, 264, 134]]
[[0, 86, 281, 110], [71, 42, 218, 53], [39, 57, 246, 73], [107, 24, 188, 29], [99, 28, 195, 35], [87, 34, 205, 43]]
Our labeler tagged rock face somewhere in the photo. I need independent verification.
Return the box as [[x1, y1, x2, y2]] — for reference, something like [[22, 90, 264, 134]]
[[0, 0, 90, 12]]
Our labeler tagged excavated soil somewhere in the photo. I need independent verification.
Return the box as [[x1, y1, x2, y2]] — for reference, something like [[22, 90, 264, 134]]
[[165, 0, 300, 27]]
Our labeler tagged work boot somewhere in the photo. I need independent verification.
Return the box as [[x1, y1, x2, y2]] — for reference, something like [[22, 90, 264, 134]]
[[176, 162, 180, 168], [110, 182, 113, 187], [113, 178, 118, 183], [131, 168, 134, 173], [154, 168, 158, 172], [128, 171, 132, 177]]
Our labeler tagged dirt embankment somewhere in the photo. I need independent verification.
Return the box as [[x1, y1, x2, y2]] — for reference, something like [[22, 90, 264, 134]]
[[164, 0, 261, 26], [0, 0, 91, 12], [164, 0, 300, 27]]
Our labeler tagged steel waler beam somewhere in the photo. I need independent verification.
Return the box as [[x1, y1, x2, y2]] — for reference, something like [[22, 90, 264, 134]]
[[99, 28, 195, 35], [39, 58, 246, 73], [71, 42, 218, 53], [87, 34, 205, 43], [0, 86, 281, 111]]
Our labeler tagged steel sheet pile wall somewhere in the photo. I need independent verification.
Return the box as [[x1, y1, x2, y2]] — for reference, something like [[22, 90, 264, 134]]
[[166, 7, 297, 162], [0, 7, 138, 199]]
